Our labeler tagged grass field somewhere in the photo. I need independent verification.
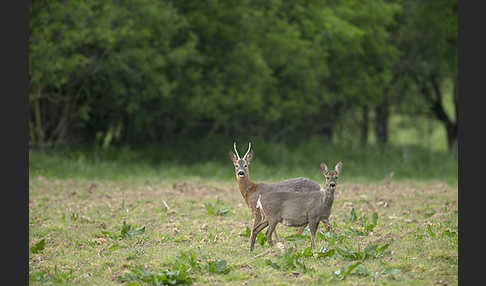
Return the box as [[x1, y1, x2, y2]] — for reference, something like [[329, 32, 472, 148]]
[[29, 142, 457, 285]]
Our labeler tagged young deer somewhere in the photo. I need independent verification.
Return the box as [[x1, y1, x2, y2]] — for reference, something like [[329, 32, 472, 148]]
[[250, 161, 343, 251], [230, 142, 321, 245]]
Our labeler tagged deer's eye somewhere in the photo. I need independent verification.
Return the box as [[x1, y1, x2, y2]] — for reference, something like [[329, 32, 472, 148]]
[[244, 165, 248, 168]]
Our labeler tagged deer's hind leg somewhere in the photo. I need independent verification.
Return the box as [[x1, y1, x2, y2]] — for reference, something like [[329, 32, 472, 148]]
[[265, 220, 279, 247]]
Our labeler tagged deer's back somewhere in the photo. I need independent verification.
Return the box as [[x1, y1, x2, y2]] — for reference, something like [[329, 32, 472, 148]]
[[263, 177, 321, 193], [248, 177, 320, 212]]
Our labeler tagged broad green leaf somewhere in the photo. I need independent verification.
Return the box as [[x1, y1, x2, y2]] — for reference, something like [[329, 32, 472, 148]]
[[240, 227, 251, 238], [257, 232, 267, 246], [302, 246, 313, 257], [30, 239, 46, 254], [317, 247, 335, 258], [426, 224, 436, 237], [265, 259, 280, 270]]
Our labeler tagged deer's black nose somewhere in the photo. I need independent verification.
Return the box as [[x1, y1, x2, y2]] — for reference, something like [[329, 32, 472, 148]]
[[330, 183, 336, 188], [238, 171, 245, 176]]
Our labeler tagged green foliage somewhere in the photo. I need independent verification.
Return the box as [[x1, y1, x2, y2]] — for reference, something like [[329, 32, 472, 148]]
[[363, 212, 379, 233], [426, 224, 436, 238], [332, 262, 362, 281], [285, 233, 309, 242], [119, 251, 231, 285], [121, 222, 146, 238], [353, 264, 371, 277], [442, 229, 458, 244], [327, 232, 391, 261], [343, 209, 380, 236], [205, 200, 232, 216], [29, 139, 458, 185], [316, 247, 335, 259], [29, 270, 48, 281], [206, 260, 231, 274], [265, 247, 311, 273], [174, 250, 231, 276], [239, 227, 251, 238], [256, 232, 267, 246], [161, 237, 175, 244], [118, 266, 193, 286], [391, 0, 458, 149], [30, 266, 76, 284], [349, 208, 358, 222], [30, 239, 46, 254], [372, 268, 402, 281], [318, 229, 346, 247], [27, 0, 456, 149], [175, 251, 202, 273], [98, 222, 146, 240], [330, 263, 400, 282], [302, 246, 314, 258], [317, 209, 390, 262]]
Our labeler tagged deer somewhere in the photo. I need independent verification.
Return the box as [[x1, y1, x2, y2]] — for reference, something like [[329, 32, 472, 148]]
[[250, 161, 343, 251], [230, 142, 322, 246]]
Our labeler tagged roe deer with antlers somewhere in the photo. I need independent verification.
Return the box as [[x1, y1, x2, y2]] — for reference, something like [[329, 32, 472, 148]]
[[250, 161, 342, 251], [230, 142, 321, 247]]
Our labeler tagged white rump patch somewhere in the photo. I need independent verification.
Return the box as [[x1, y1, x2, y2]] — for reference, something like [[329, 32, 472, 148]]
[[256, 194, 266, 219], [256, 194, 263, 209]]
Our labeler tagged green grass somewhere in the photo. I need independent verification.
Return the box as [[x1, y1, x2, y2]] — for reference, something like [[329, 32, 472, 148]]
[[29, 177, 458, 285], [29, 139, 457, 285], [29, 137, 457, 186]]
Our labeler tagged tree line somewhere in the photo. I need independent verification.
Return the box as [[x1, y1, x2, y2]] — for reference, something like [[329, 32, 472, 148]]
[[29, 0, 457, 150]]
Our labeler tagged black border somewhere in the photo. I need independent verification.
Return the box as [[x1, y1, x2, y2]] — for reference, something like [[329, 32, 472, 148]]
[[458, 1, 483, 285], [1, 0, 29, 284]]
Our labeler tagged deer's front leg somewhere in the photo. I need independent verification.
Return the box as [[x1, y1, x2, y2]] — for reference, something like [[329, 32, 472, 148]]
[[249, 213, 259, 250]]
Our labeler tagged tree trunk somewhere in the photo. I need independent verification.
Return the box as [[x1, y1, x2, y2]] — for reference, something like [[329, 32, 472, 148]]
[[32, 88, 45, 145], [361, 105, 369, 146], [445, 123, 457, 151], [50, 95, 74, 145], [374, 94, 389, 145], [430, 76, 457, 150], [418, 75, 458, 151]]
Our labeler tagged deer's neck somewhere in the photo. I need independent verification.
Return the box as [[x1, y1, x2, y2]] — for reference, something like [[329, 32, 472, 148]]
[[322, 187, 335, 210], [237, 175, 257, 207]]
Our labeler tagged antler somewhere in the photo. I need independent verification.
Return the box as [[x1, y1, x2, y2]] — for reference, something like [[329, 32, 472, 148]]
[[233, 142, 241, 160], [243, 142, 252, 159]]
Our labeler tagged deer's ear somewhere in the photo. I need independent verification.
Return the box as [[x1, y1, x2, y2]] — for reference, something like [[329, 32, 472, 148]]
[[229, 151, 238, 163], [320, 162, 328, 173], [335, 161, 343, 174], [244, 150, 254, 163]]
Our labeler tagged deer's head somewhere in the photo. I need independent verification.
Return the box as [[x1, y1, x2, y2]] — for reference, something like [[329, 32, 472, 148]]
[[230, 142, 254, 179], [320, 161, 343, 192]]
